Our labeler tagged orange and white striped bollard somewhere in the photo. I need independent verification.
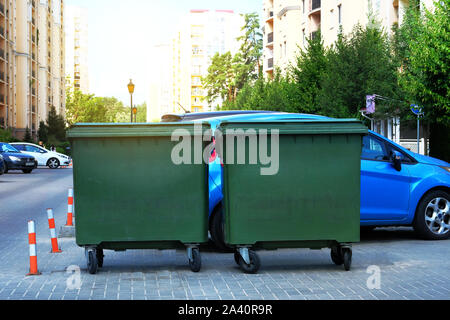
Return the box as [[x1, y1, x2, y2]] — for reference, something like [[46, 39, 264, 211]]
[[47, 209, 62, 253], [27, 221, 41, 276], [66, 188, 74, 227]]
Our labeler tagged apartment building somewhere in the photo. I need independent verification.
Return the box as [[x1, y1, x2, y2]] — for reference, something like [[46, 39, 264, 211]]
[[64, 5, 89, 94], [263, 0, 436, 78], [0, 0, 64, 140], [165, 9, 242, 116]]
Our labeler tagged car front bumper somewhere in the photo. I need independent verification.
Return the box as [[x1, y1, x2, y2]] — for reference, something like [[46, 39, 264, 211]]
[[5, 159, 37, 170]]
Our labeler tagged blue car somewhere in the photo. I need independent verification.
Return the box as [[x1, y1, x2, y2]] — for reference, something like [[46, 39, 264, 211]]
[[164, 112, 450, 247]]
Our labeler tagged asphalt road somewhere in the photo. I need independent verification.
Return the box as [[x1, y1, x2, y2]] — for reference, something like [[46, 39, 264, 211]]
[[0, 168, 449, 300], [0, 168, 73, 242]]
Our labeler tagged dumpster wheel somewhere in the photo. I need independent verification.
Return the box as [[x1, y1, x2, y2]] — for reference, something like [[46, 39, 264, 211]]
[[87, 249, 98, 274], [238, 250, 260, 274], [188, 248, 202, 273], [343, 248, 352, 271], [330, 247, 344, 266], [234, 252, 241, 266]]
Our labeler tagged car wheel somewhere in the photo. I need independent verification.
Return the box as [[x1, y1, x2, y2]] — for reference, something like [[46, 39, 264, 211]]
[[210, 206, 233, 252], [3, 163, 8, 174], [413, 190, 450, 240], [47, 158, 60, 169], [22, 169, 33, 174]]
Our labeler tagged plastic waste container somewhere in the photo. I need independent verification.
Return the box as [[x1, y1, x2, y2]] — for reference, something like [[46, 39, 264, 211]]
[[215, 119, 368, 273], [67, 123, 211, 274]]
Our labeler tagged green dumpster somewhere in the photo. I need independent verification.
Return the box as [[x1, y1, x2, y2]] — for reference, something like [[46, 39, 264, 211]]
[[216, 119, 368, 273], [67, 123, 211, 274]]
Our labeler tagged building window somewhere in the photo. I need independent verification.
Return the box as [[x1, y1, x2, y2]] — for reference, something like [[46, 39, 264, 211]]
[[302, 29, 306, 46], [302, 0, 305, 14]]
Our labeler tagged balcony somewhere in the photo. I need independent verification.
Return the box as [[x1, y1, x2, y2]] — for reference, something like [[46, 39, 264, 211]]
[[0, 27, 4, 38], [0, 49, 4, 59], [0, 4, 4, 15]]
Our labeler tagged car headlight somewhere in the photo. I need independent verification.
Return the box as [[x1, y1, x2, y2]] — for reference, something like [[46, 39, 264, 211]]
[[440, 166, 450, 174], [9, 156, 21, 162]]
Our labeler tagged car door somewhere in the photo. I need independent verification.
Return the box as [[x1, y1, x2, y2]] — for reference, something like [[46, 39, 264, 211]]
[[24, 145, 47, 166], [360, 134, 411, 222]]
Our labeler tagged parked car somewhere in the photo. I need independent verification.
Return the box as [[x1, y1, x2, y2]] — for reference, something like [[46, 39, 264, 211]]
[[0, 154, 5, 175], [0, 143, 38, 174], [163, 111, 450, 245], [10, 143, 71, 169]]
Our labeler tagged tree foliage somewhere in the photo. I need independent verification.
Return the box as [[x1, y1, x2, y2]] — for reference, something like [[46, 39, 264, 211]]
[[396, 0, 449, 126], [202, 13, 263, 107], [65, 86, 147, 125]]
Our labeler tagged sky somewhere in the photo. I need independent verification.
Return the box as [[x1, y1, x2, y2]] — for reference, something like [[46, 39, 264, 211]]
[[65, 0, 262, 106]]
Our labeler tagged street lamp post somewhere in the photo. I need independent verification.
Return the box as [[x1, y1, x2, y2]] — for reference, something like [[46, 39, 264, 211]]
[[127, 79, 135, 123]]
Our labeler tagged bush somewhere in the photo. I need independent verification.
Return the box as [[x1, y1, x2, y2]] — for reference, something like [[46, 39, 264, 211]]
[[0, 128, 20, 143]]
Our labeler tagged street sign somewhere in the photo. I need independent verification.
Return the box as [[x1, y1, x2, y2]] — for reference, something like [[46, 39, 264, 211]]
[[410, 104, 424, 116]]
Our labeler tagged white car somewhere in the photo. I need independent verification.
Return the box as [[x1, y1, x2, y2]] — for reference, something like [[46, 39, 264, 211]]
[[11, 143, 71, 169]]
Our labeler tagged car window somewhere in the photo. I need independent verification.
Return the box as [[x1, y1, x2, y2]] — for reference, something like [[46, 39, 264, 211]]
[[13, 144, 26, 151], [362, 135, 389, 161], [25, 145, 42, 153], [0, 143, 20, 153]]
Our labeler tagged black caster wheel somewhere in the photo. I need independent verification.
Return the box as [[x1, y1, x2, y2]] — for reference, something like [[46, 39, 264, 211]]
[[331, 247, 343, 266], [87, 250, 98, 274], [238, 250, 260, 274], [96, 249, 104, 268], [343, 249, 352, 271], [189, 248, 201, 273], [234, 252, 241, 266]]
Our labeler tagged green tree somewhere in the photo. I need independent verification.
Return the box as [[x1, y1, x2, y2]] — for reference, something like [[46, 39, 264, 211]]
[[319, 22, 399, 118], [38, 121, 48, 143], [203, 13, 263, 106], [396, 0, 450, 160], [47, 106, 66, 142], [24, 127, 33, 143], [65, 87, 107, 125], [233, 12, 263, 91], [203, 52, 235, 105], [289, 31, 328, 114]]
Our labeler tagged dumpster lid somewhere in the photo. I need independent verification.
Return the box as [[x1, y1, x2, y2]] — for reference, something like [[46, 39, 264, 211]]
[[216, 119, 368, 135], [67, 122, 211, 139]]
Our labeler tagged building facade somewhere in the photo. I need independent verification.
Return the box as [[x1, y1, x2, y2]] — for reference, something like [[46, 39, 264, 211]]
[[263, 0, 435, 78], [64, 5, 88, 94], [147, 9, 243, 120], [0, 0, 65, 139]]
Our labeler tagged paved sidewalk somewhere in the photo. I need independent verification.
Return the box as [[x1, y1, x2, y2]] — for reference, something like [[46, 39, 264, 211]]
[[1, 225, 449, 300]]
